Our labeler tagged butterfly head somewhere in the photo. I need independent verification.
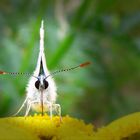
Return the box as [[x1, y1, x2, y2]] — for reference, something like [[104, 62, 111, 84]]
[[34, 75, 49, 90]]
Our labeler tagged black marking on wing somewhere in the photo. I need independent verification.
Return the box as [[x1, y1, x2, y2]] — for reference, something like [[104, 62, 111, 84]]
[[39, 58, 45, 76]]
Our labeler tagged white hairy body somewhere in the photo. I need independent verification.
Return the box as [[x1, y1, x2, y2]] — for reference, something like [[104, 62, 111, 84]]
[[15, 21, 61, 117]]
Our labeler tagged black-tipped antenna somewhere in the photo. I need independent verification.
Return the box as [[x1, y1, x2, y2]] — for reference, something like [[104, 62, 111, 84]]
[[45, 61, 91, 79]]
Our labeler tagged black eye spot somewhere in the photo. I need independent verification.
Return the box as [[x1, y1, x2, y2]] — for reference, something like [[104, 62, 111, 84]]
[[43, 80, 49, 89], [35, 80, 40, 89]]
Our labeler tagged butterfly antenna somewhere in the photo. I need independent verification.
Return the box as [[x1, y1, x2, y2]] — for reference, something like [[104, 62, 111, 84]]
[[0, 71, 31, 76], [45, 61, 91, 79], [0, 71, 40, 81]]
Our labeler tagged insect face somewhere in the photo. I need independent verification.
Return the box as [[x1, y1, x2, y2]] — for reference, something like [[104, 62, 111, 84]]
[[35, 75, 49, 90]]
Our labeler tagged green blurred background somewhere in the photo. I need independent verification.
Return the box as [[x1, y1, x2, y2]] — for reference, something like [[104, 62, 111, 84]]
[[0, 0, 140, 126]]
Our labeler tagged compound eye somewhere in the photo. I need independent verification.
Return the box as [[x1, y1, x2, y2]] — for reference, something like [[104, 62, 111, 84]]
[[35, 80, 40, 89], [43, 79, 49, 89]]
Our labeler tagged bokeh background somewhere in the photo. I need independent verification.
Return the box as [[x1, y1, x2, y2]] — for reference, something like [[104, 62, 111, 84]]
[[0, 0, 140, 127]]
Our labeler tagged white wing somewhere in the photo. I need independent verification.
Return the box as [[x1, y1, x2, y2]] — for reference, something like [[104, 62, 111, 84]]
[[26, 20, 57, 103]]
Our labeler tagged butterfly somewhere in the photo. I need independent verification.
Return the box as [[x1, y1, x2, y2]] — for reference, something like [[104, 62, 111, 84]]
[[0, 20, 90, 118]]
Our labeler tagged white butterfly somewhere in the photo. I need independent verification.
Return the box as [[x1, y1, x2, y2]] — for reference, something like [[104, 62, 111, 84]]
[[0, 20, 90, 118], [14, 21, 61, 118]]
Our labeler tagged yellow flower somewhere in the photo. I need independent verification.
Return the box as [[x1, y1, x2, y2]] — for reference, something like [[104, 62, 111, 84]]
[[0, 115, 95, 140], [94, 112, 140, 140]]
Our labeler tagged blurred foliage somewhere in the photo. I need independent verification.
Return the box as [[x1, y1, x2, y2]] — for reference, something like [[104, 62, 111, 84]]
[[0, 0, 140, 126]]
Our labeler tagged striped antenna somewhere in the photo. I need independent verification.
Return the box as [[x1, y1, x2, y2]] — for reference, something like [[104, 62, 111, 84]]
[[0, 71, 31, 76], [45, 61, 91, 79], [0, 61, 91, 77], [0, 71, 39, 80]]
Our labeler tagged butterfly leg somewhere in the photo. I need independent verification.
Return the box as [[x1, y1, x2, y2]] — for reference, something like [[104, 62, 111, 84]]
[[53, 103, 62, 122], [49, 103, 53, 120], [24, 100, 41, 117], [12, 97, 28, 116], [25, 101, 32, 117], [45, 101, 53, 119]]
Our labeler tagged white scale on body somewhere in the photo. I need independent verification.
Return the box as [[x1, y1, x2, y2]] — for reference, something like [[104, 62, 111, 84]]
[[0, 20, 90, 119]]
